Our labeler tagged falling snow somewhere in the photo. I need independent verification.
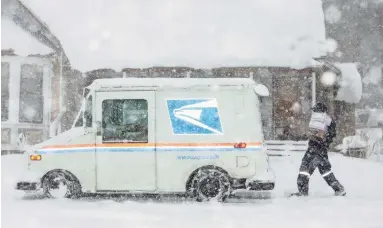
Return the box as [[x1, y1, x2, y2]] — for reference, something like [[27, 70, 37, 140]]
[[1, 0, 383, 227], [324, 5, 342, 24], [102, 30, 111, 39], [325, 38, 339, 53], [88, 40, 100, 51], [23, 107, 37, 121], [320, 71, 337, 86]]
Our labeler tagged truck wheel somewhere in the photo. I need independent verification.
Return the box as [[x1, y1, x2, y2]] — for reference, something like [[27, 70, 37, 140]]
[[42, 171, 81, 199], [190, 168, 231, 202]]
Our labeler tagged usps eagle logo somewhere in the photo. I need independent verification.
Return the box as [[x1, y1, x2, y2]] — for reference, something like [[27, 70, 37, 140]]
[[166, 99, 224, 135]]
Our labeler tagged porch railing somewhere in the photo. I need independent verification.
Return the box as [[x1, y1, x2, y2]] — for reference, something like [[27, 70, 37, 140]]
[[264, 140, 308, 156]]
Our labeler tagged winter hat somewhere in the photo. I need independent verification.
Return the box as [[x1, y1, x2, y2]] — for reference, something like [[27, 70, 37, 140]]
[[311, 102, 327, 113]]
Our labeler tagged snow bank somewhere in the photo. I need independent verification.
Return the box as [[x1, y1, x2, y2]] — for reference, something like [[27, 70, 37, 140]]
[[19, 0, 327, 72], [1, 18, 53, 55], [336, 135, 368, 152], [334, 63, 363, 103]]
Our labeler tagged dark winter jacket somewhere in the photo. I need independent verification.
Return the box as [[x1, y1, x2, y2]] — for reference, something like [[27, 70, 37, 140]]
[[325, 120, 337, 146]]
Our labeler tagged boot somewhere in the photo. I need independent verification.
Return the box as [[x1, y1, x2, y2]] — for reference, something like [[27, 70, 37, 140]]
[[334, 190, 346, 196], [289, 192, 308, 197], [296, 174, 310, 196], [323, 173, 346, 196]]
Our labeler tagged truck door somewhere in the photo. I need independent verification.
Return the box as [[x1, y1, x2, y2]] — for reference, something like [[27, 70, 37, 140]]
[[94, 91, 156, 192]]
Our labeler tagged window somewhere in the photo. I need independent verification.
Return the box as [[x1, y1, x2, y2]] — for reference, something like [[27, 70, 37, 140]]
[[18, 128, 44, 145], [102, 99, 148, 142], [1, 128, 11, 144], [84, 96, 92, 127], [83, 88, 90, 98], [19, 64, 44, 124], [1, 63, 10, 121]]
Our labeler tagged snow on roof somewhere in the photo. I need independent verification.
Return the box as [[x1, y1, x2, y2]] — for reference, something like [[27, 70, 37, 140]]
[[1, 18, 53, 56], [87, 77, 256, 90], [334, 63, 363, 103], [21, 0, 327, 72]]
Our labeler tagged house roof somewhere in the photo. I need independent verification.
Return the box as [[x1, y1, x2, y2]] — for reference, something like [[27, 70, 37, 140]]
[[1, 18, 53, 56], [2, 0, 70, 65], [20, 0, 328, 72]]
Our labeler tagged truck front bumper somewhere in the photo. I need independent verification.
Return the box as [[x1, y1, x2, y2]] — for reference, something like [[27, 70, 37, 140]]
[[16, 181, 41, 191], [245, 169, 276, 191], [15, 172, 42, 192], [246, 180, 275, 191]]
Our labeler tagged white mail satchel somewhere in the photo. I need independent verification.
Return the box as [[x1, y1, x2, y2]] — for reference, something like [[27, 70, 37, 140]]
[[308, 112, 332, 141]]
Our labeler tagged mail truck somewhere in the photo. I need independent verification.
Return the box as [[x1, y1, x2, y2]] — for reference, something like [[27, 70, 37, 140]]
[[16, 78, 275, 202]]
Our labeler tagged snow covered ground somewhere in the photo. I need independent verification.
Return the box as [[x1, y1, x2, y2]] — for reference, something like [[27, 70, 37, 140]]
[[2, 152, 383, 228]]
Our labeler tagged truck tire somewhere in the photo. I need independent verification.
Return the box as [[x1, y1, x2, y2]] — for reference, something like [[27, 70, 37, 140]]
[[189, 168, 231, 202], [42, 171, 81, 199]]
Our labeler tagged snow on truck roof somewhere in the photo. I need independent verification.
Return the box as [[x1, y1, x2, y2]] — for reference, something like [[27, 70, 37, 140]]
[[87, 78, 256, 90]]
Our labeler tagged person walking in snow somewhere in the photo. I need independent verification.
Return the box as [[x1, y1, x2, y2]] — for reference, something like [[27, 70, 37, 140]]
[[291, 102, 346, 197]]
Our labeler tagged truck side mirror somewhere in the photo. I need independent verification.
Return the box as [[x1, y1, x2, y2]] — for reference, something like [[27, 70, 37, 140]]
[[18, 132, 26, 149], [253, 84, 270, 97]]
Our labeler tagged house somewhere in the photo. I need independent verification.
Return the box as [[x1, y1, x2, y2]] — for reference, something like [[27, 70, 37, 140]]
[[1, 0, 80, 153], [1, 50, 54, 154]]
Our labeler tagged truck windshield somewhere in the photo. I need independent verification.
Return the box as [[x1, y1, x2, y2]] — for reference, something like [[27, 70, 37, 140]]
[[84, 95, 92, 127], [72, 93, 90, 128], [74, 111, 83, 127]]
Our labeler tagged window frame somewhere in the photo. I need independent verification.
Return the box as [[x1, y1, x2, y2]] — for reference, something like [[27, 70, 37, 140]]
[[84, 95, 93, 128], [101, 98, 149, 143], [74, 111, 84, 127]]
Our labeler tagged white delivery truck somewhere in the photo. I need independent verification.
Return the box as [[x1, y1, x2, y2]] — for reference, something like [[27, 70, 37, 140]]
[[16, 77, 275, 202]]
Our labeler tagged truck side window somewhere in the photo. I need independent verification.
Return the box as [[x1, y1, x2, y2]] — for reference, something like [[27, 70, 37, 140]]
[[102, 99, 148, 143], [84, 96, 92, 127]]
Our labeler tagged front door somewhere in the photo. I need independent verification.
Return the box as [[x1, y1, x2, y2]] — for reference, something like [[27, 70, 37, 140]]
[[94, 91, 156, 191]]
